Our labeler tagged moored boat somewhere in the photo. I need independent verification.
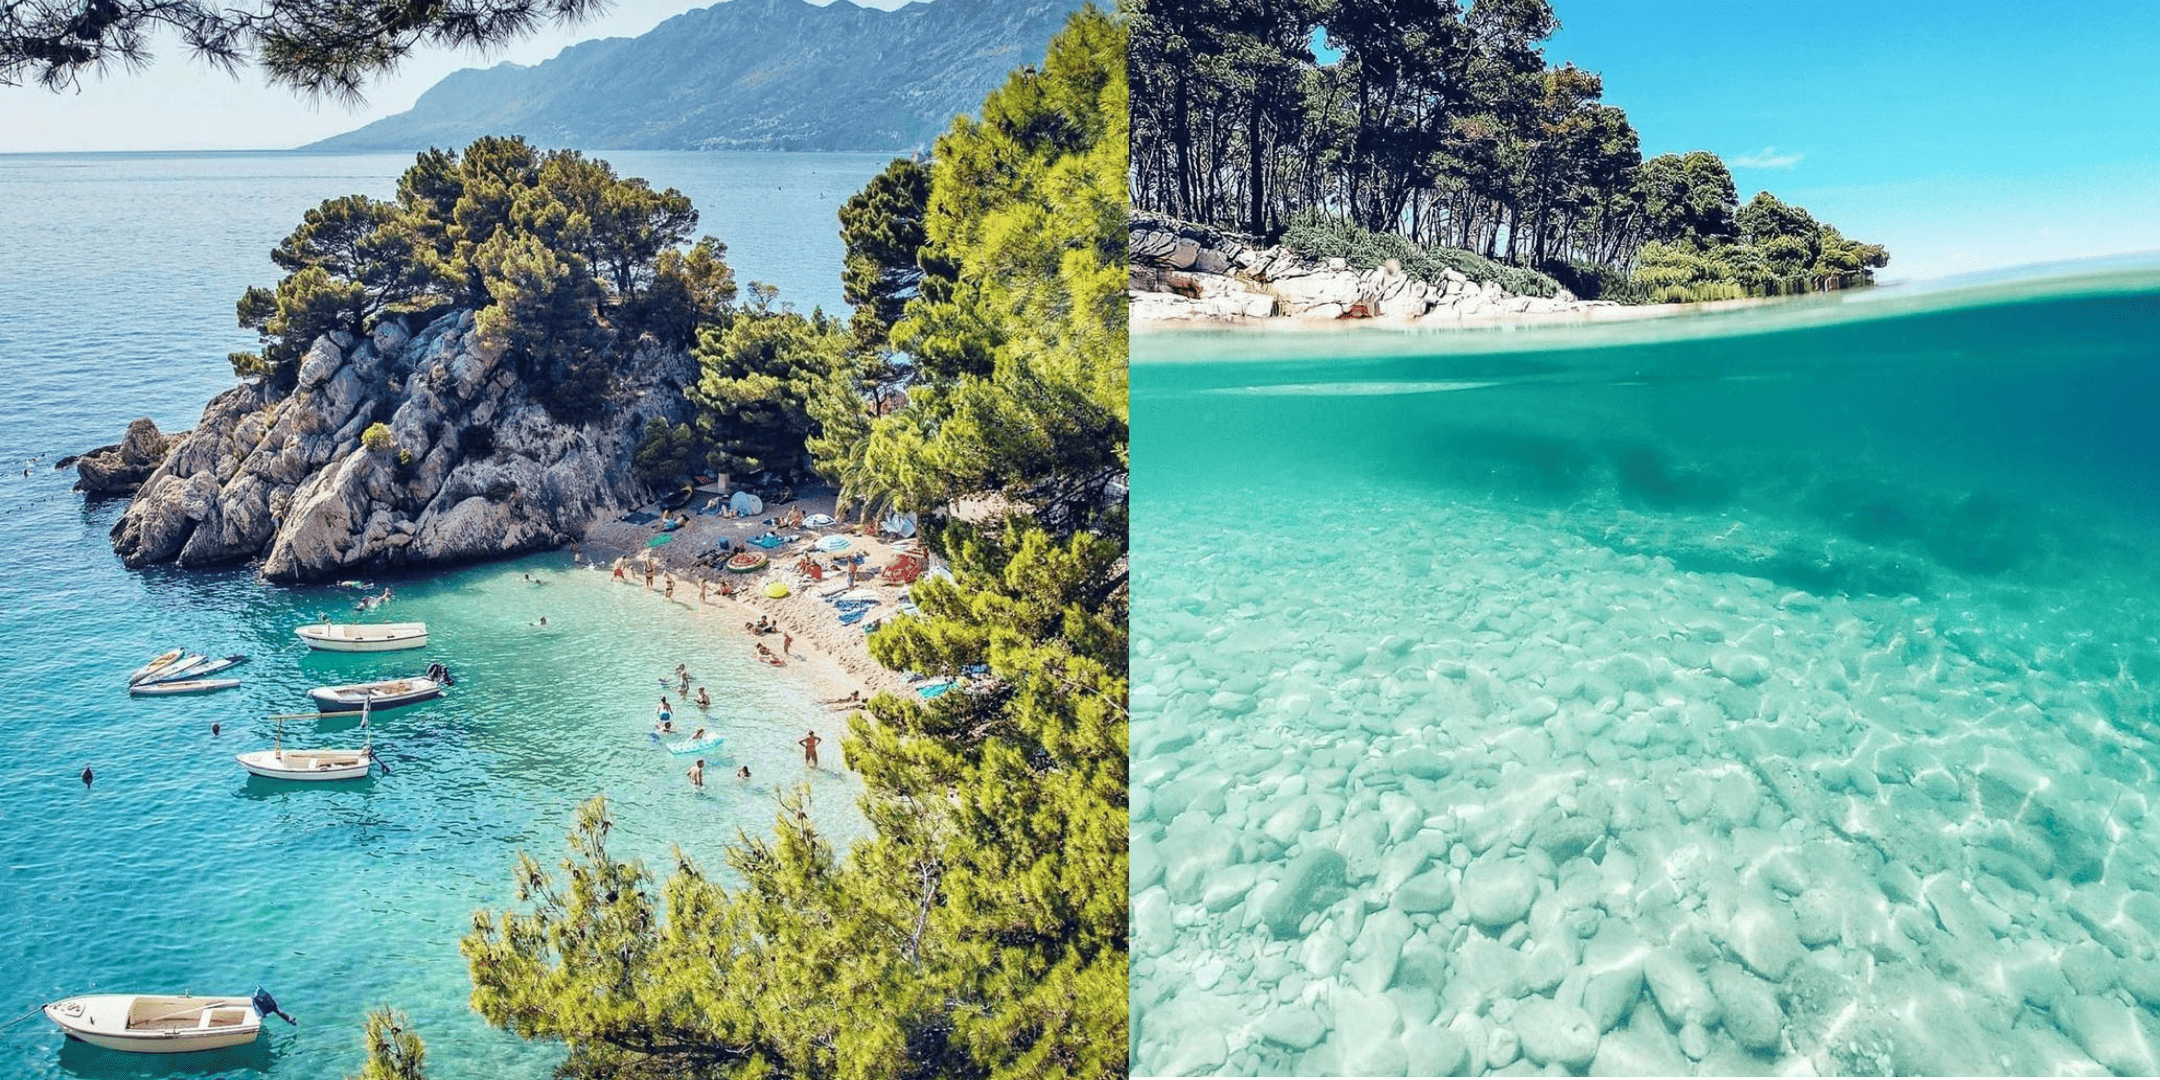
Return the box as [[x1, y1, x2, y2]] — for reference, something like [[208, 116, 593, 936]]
[[41, 989, 291, 1053], [294, 621, 428, 652], [307, 676, 445, 712], [236, 746, 373, 780], [142, 653, 246, 685], [129, 679, 241, 697], [136, 653, 209, 683], [125, 649, 185, 685]]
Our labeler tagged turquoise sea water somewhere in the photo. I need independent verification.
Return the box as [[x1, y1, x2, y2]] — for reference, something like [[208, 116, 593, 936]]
[[1131, 270, 2160, 1076], [0, 152, 884, 1077]]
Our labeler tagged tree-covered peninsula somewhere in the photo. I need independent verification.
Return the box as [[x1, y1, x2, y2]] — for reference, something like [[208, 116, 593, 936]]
[[353, 7, 1128, 1079], [1128, 0, 1888, 303]]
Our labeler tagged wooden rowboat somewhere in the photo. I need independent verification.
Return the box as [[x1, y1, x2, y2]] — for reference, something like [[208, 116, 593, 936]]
[[236, 746, 373, 781], [308, 676, 444, 712], [43, 994, 263, 1053], [294, 621, 428, 652]]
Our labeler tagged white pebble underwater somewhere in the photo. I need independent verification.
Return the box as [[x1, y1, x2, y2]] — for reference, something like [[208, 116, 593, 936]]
[[1130, 271, 2160, 1076]]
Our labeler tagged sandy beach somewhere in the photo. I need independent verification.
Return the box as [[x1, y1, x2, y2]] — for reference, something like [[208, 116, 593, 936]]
[[577, 487, 923, 706]]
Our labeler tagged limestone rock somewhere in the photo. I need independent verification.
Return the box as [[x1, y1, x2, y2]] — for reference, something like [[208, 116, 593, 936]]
[[104, 310, 694, 580], [2055, 994, 2160, 1076], [1515, 997, 1599, 1068], [1462, 858, 1539, 929], [1709, 963, 1784, 1053], [1259, 1006, 1326, 1051], [1393, 868, 1455, 914], [1643, 948, 1720, 1028], [1404, 1024, 1469, 1076], [1262, 847, 1346, 938], [75, 417, 173, 494]]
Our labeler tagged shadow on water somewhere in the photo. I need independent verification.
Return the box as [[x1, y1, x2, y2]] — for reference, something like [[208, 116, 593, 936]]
[[55, 1034, 275, 1077]]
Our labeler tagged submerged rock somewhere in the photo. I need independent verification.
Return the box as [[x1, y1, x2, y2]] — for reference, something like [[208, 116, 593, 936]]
[[1262, 847, 1346, 938], [1515, 997, 1599, 1068], [1462, 858, 1539, 930]]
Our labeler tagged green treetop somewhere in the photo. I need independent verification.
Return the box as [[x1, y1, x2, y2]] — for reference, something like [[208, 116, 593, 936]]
[[414, 10, 1131, 1080]]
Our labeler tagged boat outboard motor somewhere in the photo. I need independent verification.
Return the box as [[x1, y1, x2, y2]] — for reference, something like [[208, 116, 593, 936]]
[[251, 988, 296, 1026], [427, 662, 455, 687]]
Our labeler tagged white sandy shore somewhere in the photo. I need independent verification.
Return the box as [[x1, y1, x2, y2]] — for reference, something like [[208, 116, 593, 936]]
[[577, 490, 917, 706], [1133, 290, 1770, 334]]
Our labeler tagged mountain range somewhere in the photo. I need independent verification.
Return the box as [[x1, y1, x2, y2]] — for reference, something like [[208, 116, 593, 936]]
[[307, 0, 1080, 152]]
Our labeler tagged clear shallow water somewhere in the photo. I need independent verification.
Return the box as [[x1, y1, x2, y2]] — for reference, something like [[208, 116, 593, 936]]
[[0, 151, 881, 1077], [1130, 270, 2160, 1076]]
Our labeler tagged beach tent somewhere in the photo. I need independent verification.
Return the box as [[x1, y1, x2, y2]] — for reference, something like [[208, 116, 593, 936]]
[[730, 491, 765, 515], [881, 512, 918, 538]]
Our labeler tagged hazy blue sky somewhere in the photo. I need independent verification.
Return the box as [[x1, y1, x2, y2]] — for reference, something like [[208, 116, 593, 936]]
[[0, 0, 926, 153], [1543, 1, 2160, 280]]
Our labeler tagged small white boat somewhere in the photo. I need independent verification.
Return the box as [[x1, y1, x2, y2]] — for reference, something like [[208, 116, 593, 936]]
[[237, 746, 374, 780], [130, 679, 241, 697], [43, 993, 263, 1053], [308, 676, 444, 712], [295, 621, 427, 652], [126, 649, 185, 685]]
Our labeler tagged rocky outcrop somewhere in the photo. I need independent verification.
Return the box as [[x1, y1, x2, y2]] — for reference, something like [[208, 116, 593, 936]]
[[107, 310, 695, 581], [1129, 213, 1623, 325], [73, 418, 172, 494]]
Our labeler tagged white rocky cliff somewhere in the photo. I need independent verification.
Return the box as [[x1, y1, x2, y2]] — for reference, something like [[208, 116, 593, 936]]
[[1129, 214, 1623, 325], [103, 310, 693, 581]]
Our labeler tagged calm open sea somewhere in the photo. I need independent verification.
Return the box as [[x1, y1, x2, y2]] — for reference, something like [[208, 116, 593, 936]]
[[1131, 268, 2160, 1076], [0, 151, 890, 1078]]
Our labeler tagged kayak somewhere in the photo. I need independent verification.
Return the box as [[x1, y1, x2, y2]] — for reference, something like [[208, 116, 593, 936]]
[[125, 649, 185, 685], [130, 679, 242, 697]]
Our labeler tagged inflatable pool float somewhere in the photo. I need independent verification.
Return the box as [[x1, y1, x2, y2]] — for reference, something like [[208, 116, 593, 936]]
[[764, 581, 791, 598], [667, 732, 726, 755], [725, 552, 767, 573]]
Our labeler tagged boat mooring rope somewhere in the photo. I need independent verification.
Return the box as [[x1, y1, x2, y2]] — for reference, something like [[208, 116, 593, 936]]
[[0, 1003, 48, 1031]]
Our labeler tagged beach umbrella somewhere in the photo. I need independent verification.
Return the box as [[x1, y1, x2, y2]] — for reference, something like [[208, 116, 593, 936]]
[[815, 535, 851, 552], [647, 534, 674, 547]]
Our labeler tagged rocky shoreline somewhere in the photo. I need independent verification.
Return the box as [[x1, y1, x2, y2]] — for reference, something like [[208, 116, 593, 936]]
[[88, 309, 695, 582], [1130, 214, 1629, 326]]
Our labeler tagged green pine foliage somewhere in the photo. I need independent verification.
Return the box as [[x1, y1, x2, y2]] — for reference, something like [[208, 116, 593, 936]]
[[1280, 211, 1562, 298], [350, 1009, 427, 1080], [688, 308, 848, 481], [395, 9, 1130, 1080], [233, 136, 732, 420], [1131, 0, 1890, 300], [632, 418, 700, 489]]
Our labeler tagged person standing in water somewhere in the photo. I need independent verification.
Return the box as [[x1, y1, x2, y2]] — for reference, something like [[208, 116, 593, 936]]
[[799, 730, 822, 769], [688, 758, 705, 789]]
